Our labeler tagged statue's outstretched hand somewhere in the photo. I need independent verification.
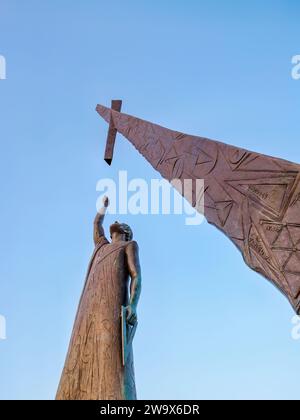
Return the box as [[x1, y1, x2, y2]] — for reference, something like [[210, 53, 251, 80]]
[[103, 196, 109, 208]]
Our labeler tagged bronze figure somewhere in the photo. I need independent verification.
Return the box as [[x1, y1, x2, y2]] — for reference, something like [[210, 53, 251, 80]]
[[56, 197, 141, 400], [97, 101, 300, 314]]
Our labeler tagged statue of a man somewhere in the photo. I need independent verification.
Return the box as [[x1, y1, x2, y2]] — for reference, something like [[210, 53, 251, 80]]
[[56, 197, 142, 400]]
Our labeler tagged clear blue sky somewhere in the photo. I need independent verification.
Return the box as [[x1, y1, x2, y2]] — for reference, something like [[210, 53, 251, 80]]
[[0, 0, 299, 400]]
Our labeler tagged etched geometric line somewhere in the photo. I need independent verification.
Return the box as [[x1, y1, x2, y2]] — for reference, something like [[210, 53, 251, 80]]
[[248, 224, 273, 265], [263, 223, 300, 249], [215, 201, 234, 227], [260, 220, 300, 297], [220, 146, 249, 172], [246, 224, 294, 296], [283, 252, 300, 275], [196, 149, 214, 166], [272, 226, 294, 249], [228, 149, 248, 166], [225, 176, 297, 218], [191, 146, 218, 176], [234, 154, 285, 172]]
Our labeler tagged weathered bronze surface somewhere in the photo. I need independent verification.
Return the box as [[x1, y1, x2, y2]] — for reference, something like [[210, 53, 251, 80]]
[[56, 197, 141, 400], [97, 102, 300, 314]]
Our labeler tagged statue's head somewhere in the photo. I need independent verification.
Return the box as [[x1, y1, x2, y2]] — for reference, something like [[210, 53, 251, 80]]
[[110, 221, 133, 242]]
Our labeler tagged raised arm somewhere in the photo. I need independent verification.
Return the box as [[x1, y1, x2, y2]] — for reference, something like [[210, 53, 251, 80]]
[[125, 241, 142, 325], [93, 196, 109, 245]]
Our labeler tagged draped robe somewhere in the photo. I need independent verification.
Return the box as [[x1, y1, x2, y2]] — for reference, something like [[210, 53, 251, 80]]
[[56, 231, 138, 400]]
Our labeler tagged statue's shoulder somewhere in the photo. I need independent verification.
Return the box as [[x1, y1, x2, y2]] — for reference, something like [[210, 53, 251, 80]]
[[125, 240, 139, 251], [95, 236, 109, 248]]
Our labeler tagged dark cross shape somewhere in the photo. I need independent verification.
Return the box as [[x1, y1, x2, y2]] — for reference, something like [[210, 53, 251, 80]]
[[101, 99, 122, 165]]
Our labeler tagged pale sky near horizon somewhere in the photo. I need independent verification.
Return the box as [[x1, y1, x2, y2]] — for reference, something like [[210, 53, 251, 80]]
[[0, 0, 300, 400]]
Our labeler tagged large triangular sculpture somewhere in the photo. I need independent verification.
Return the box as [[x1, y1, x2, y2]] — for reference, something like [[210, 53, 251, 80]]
[[97, 102, 300, 314]]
